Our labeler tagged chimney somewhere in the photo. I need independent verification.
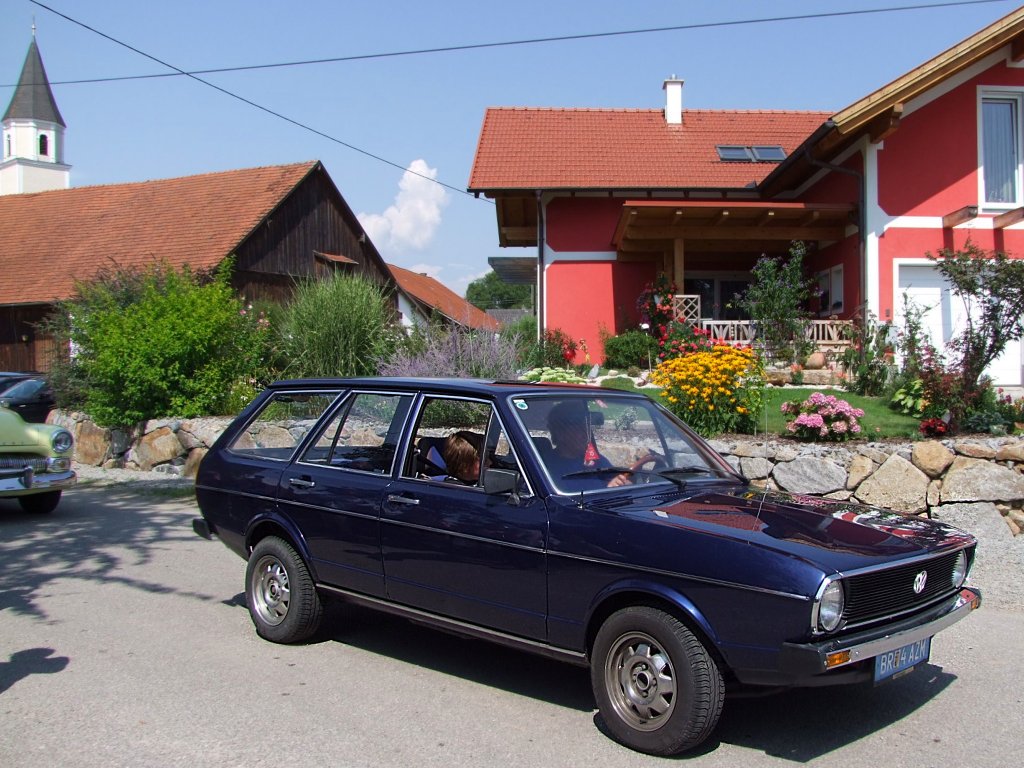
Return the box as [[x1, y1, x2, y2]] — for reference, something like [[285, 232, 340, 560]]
[[663, 76, 683, 125]]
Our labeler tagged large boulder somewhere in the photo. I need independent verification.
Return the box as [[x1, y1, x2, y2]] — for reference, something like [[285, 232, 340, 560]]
[[772, 457, 846, 495], [854, 453, 929, 514], [911, 440, 955, 478], [940, 457, 1024, 503], [74, 419, 112, 466], [128, 426, 184, 470]]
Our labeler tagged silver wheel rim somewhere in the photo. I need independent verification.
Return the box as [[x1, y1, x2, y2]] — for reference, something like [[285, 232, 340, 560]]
[[604, 631, 676, 732], [251, 555, 291, 626]]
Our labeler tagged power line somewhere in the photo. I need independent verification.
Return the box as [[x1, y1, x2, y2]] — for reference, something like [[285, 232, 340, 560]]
[[23, 0, 480, 199], [7, 0, 1011, 88]]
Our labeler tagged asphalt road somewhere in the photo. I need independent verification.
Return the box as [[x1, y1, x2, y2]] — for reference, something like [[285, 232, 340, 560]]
[[1, 483, 1021, 768]]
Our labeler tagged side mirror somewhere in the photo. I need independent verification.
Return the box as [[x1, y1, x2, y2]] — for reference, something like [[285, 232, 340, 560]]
[[483, 468, 518, 495]]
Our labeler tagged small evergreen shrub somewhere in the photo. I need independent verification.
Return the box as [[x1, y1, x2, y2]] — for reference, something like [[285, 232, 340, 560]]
[[602, 329, 659, 369]]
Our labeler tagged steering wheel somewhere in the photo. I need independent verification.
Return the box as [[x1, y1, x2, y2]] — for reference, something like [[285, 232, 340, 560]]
[[629, 452, 669, 479]]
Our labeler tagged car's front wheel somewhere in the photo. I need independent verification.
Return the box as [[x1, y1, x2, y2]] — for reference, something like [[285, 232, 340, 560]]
[[245, 536, 323, 643], [591, 606, 724, 755], [18, 491, 61, 514]]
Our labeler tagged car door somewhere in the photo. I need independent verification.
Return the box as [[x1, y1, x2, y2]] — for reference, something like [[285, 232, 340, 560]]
[[381, 395, 549, 640], [276, 389, 415, 599]]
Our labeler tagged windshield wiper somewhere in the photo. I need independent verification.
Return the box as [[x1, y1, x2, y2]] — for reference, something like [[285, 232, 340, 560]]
[[658, 467, 742, 483]]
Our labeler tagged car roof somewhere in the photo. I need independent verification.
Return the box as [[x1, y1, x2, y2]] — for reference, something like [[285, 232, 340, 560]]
[[266, 376, 645, 399]]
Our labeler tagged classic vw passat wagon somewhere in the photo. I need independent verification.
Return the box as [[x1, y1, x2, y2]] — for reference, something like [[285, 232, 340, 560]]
[[193, 378, 981, 755]]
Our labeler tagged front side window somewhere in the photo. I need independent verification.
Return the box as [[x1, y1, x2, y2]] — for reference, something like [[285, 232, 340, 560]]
[[981, 93, 1022, 206], [404, 396, 527, 493]]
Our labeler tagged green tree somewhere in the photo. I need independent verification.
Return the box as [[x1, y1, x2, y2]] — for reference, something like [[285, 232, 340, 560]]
[[930, 242, 1024, 401], [735, 242, 815, 363], [277, 273, 398, 378], [465, 270, 532, 311]]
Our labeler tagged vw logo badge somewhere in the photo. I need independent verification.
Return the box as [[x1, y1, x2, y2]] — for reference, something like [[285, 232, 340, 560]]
[[913, 570, 928, 594]]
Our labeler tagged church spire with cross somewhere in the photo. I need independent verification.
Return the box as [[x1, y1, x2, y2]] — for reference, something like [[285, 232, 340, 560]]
[[1, 29, 71, 195]]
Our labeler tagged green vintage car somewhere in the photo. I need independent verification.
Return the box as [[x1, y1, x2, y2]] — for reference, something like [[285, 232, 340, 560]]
[[0, 408, 75, 513]]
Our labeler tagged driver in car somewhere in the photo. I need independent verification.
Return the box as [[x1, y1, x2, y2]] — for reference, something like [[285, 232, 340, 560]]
[[543, 400, 632, 488]]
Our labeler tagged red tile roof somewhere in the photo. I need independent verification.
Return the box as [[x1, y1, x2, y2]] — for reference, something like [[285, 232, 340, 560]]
[[468, 108, 830, 191], [389, 264, 500, 332], [0, 161, 318, 305]]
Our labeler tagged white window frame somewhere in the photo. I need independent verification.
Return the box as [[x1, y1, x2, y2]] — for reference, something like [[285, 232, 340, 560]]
[[978, 88, 1024, 210]]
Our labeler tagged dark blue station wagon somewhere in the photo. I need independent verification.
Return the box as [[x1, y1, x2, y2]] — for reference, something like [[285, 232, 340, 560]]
[[193, 378, 981, 755]]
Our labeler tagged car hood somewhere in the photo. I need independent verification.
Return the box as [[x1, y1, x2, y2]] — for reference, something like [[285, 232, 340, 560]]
[[0, 408, 59, 450], [632, 485, 975, 561]]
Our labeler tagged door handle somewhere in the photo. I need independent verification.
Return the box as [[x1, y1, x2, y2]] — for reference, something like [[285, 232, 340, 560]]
[[386, 494, 420, 505], [289, 476, 316, 488]]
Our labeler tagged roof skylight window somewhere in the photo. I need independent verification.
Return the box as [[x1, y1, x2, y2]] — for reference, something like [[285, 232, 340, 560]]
[[751, 145, 787, 161], [716, 145, 788, 162], [716, 145, 752, 161]]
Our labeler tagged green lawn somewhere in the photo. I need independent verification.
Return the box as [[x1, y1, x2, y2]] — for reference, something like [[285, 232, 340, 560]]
[[758, 387, 920, 439]]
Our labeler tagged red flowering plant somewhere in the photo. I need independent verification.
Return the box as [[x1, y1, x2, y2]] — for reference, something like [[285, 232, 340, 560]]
[[657, 321, 717, 360], [919, 417, 949, 438], [637, 274, 678, 336]]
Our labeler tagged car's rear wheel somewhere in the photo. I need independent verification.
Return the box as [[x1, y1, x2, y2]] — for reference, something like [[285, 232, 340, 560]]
[[591, 606, 724, 755], [18, 491, 61, 514], [245, 536, 323, 643]]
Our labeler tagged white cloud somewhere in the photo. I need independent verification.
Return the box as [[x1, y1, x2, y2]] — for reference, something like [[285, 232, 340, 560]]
[[358, 159, 449, 253]]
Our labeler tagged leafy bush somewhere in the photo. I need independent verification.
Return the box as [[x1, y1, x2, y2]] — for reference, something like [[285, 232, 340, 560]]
[[523, 328, 578, 368], [839, 313, 895, 397], [601, 329, 658, 369], [50, 260, 271, 426], [378, 327, 523, 379], [995, 388, 1024, 427], [499, 314, 537, 368], [649, 345, 765, 437], [781, 392, 864, 441], [891, 379, 926, 417], [278, 274, 398, 378], [598, 375, 638, 392]]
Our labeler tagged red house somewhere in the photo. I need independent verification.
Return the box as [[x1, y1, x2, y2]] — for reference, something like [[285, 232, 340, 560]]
[[469, 7, 1024, 384]]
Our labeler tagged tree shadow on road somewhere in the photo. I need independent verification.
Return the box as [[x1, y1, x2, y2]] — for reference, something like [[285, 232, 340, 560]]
[[0, 484, 215, 620]]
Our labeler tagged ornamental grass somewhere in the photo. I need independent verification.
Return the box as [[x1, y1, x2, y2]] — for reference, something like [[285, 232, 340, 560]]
[[650, 345, 766, 437]]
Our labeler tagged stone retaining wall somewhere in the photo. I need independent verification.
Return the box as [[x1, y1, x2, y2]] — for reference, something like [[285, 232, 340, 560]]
[[52, 411, 1024, 536]]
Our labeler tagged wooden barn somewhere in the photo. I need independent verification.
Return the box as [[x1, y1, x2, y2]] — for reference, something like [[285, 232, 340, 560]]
[[0, 161, 396, 371]]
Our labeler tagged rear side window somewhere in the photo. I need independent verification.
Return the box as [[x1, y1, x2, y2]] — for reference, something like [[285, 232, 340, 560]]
[[301, 392, 414, 475], [228, 391, 341, 462]]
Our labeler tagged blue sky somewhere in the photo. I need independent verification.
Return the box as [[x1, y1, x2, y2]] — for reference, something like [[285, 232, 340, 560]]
[[2, 0, 1021, 296]]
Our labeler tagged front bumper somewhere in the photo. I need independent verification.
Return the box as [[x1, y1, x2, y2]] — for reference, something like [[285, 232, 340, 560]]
[[778, 586, 981, 682], [0, 468, 77, 496]]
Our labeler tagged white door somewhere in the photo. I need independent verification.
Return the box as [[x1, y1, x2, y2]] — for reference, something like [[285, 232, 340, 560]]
[[896, 264, 1022, 385]]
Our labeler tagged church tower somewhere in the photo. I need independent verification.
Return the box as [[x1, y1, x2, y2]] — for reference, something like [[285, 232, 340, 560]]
[[1, 32, 70, 195]]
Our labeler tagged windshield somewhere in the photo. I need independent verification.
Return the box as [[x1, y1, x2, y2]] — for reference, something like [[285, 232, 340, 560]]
[[507, 392, 738, 494]]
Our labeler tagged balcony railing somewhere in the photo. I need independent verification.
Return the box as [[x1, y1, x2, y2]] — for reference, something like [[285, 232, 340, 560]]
[[672, 295, 853, 352]]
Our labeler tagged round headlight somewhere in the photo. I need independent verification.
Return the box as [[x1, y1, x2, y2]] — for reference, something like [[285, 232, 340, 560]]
[[817, 578, 845, 632], [951, 550, 968, 589], [51, 430, 74, 454]]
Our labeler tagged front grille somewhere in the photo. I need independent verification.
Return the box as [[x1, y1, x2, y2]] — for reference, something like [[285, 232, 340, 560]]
[[843, 549, 968, 627], [0, 454, 48, 473]]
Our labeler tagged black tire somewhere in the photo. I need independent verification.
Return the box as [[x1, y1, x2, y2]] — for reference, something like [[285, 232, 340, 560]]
[[18, 491, 61, 514], [245, 536, 323, 643], [591, 606, 724, 755]]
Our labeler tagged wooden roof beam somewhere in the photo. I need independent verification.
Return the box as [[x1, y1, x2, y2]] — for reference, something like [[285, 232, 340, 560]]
[[757, 210, 776, 227], [942, 205, 979, 228], [993, 206, 1024, 229], [713, 210, 730, 226], [869, 103, 903, 143], [1011, 32, 1024, 62]]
